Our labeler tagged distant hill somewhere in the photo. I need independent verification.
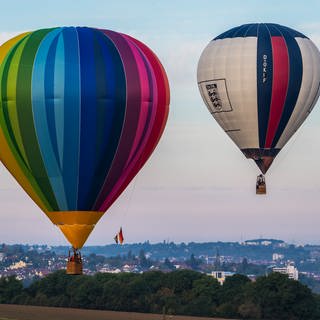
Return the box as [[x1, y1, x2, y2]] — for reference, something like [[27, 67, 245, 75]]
[[0, 239, 314, 262], [243, 239, 284, 245]]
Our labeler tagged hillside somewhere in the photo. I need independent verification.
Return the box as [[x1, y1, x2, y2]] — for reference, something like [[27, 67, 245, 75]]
[[1, 270, 319, 319]]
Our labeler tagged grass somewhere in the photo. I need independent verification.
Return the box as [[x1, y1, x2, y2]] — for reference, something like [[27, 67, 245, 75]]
[[0, 304, 234, 320]]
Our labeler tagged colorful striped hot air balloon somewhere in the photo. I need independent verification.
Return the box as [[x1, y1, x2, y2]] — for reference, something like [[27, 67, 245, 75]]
[[0, 27, 169, 271], [197, 23, 320, 194]]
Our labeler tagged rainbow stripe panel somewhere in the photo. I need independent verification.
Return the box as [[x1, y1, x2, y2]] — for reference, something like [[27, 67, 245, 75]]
[[0, 27, 170, 212]]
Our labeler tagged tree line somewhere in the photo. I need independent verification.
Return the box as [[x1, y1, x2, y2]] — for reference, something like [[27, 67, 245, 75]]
[[1, 270, 320, 319]]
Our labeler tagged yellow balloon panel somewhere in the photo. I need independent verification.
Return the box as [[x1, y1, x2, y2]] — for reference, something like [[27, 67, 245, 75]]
[[0, 128, 49, 212], [59, 224, 95, 249], [46, 211, 104, 225], [50, 211, 104, 249], [0, 32, 30, 63]]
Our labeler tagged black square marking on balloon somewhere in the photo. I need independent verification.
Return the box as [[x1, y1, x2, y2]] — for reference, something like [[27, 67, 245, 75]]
[[198, 79, 233, 113]]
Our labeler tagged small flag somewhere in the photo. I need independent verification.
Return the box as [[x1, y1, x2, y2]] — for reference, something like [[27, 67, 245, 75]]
[[118, 227, 124, 245], [114, 227, 124, 245]]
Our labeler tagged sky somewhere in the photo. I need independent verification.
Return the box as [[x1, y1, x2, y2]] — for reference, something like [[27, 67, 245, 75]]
[[1, 0, 320, 246]]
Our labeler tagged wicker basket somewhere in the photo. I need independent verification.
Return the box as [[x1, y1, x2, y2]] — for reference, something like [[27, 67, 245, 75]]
[[66, 261, 83, 275]]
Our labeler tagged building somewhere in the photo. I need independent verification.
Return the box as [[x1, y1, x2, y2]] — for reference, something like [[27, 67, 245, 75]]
[[9, 261, 27, 270], [210, 271, 234, 285], [272, 265, 299, 280], [272, 253, 284, 261]]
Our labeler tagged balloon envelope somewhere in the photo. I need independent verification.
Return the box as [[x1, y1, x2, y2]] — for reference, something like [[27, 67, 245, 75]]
[[0, 27, 170, 248], [197, 23, 320, 173]]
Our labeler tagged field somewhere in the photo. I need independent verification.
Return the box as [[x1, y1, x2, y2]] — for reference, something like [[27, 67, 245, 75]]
[[0, 304, 234, 320]]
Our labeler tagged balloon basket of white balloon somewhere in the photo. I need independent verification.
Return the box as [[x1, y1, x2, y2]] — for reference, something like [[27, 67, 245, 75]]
[[66, 248, 83, 275], [256, 174, 266, 195]]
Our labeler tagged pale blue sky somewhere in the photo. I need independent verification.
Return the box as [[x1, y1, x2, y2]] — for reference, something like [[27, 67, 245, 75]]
[[1, 0, 320, 246]]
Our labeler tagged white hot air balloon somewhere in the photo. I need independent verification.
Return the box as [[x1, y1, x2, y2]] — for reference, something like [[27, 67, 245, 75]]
[[197, 23, 320, 194]]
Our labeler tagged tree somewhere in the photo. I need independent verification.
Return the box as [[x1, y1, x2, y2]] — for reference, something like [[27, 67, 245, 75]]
[[127, 250, 134, 261], [217, 274, 251, 318], [138, 250, 151, 269], [240, 257, 248, 273], [186, 254, 201, 269], [183, 276, 220, 317], [0, 276, 23, 303], [238, 301, 261, 319], [250, 273, 320, 319], [2, 269, 320, 319], [163, 258, 175, 270]]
